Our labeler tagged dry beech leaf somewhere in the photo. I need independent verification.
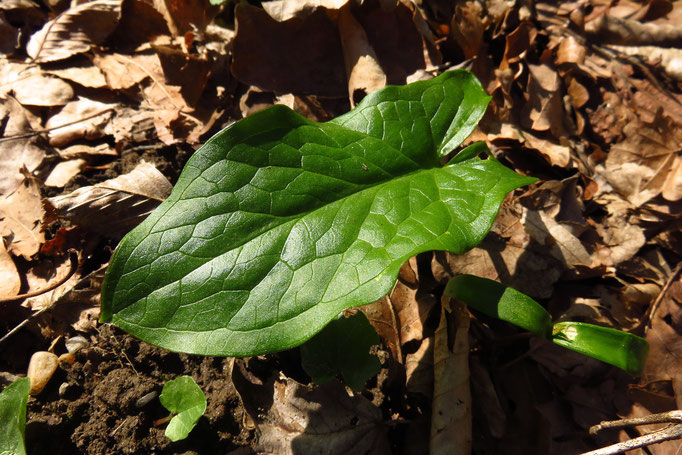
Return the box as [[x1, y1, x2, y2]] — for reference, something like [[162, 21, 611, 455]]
[[262, 0, 349, 21], [0, 177, 45, 258], [0, 240, 20, 298], [0, 60, 73, 106], [232, 367, 390, 455], [48, 161, 172, 236], [602, 115, 682, 205], [26, 0, 122, 63], [0, 96, 46, 195], [44, 159, 86, 188], [45, 64, 108, 89], [93, 53, 156, 90], [45, 97, 116, 147], [56, 143, 117, 160], [22, 254, 77, 311], [338, 5, 386, 107]]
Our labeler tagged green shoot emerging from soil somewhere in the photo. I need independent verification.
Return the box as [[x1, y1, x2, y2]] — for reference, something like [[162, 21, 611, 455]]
[[0, 377, 30, 455]]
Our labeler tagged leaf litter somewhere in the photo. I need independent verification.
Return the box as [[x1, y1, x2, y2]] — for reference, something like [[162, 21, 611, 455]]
[[0, 0, 681, 453]]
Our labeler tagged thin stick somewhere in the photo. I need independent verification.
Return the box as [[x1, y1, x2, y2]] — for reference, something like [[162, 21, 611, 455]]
[[0, 108, 114, 143], [582, 424, 682, 455], [581, 411, 682, 455]]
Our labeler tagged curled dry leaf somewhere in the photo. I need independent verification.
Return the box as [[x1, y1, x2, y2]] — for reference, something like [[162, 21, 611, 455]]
[[48, 161, 172, 236], [45, 97, 117, 147], [0, 177, 45, 259], [26, 0, 122, 63], [0, 60, 73, 106]]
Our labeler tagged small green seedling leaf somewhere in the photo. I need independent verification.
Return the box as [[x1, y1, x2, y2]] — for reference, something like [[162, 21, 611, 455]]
[[445, 274, 553, 337], [159, 376, 207, 442], [300, 311, 381, 391], [0, 377, 30, 455], [552, 322, 649, 376], [101, 70, 536, 356]]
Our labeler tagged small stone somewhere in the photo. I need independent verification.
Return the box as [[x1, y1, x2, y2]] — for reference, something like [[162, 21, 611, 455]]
[[58, 382, 69, 397], [65, 336, 89, 354], [135, 391, 158, 408], [58, 352, 75, 366], [27, 351, 59, 395]]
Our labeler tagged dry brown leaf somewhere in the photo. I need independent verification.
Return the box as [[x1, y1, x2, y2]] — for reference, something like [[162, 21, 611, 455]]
[[0, 240, 20, 298], [92, 53, 156, 90], [338, 5, 386, 107], [48, 160, 172, 236], [0, 60, 73, 106], [593, 193, 646, 265], [431, 299, 471, 455], [22, 254, 76, 311], [44, 159, 86, 188], [45, 63, 108, 89], [486, 122, 571, 167], [153, 44, 211, 107], [522, 63, 569, 138], [151, 0, 214, 39], [232, 368, 390, 455], [262, 0, 349, 21], [45, 97, 116, 147], [0, 177, 45, 258], [26, 0, 122, 63], [0, 96, 45, 195], [56, 143, 117, 160], [602, 115, 682, 205], [232, 4, 347, 97]]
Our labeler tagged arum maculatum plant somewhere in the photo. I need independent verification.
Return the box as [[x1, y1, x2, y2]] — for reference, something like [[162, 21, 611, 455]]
[[100, 70, 648, 376]]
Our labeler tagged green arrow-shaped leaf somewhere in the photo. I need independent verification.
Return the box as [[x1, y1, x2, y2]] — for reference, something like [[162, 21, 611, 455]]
[[101, 70, 536, 356], [159, 376, 207, 442]]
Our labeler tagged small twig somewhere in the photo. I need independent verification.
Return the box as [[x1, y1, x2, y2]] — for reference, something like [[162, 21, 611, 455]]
[[582, 411, 682, 455], [0, 250, 78, 303], [0, 108, 114, 143]]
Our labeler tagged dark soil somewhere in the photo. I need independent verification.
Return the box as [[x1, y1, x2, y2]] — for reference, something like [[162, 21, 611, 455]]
[[22, 325, 255, 455]]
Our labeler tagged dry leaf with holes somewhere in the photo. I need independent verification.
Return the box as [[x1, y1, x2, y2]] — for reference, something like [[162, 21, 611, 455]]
[[26, 0, 122, 63], [0, 97, 46, 195], [0, 60, 73, 106], [48, 161, 172, 236], [45, 97, 116, 147], [0, 177, 45, 258]]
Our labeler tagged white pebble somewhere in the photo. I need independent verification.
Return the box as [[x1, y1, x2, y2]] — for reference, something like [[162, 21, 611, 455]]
[[65, 336, 89, 354], [27, 351, 59, 395]]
